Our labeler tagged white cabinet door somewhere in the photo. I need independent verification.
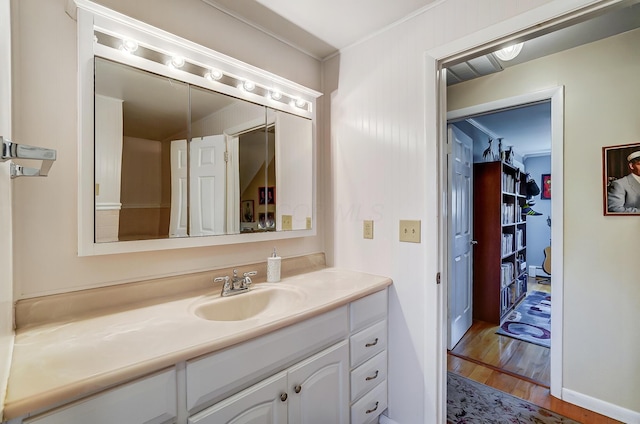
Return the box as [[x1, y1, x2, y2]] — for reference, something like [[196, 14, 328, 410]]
[[188, 372, 287, 424], [24, 369, 177, 424], [287, 340, 349, 424]]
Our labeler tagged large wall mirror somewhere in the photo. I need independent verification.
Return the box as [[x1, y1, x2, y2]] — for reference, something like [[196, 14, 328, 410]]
[[77, 1, 319, 255]]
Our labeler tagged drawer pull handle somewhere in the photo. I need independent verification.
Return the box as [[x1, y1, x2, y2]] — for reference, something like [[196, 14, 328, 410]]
[[365, 338, 379, 348], [365, 370, 379, 381], [366, 401, 379, 414], [280, 393, 288, 402], [294, 384, 302, 393]]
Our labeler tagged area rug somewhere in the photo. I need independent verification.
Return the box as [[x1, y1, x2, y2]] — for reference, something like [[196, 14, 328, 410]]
[[447, 372, 579, 423], [497, 291, 551, 348]]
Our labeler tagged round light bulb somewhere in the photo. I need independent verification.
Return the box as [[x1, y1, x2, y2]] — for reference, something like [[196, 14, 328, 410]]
[[121, 39, 138, 54], [270, 90, 282, 100], [294, 98, 307, 108], [494, 42, 524, 61], [242, 80, 256, 92], [205, 69, 223, 81], [168, 55, 185, 69]]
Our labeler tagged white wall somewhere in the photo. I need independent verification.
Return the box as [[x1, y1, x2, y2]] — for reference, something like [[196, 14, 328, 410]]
[[323, 0, 640, 422], [323, 0, 572, 421], [11, 0, 324, 298], [0, 0, 13, 415], [448, 27, 640, 418]]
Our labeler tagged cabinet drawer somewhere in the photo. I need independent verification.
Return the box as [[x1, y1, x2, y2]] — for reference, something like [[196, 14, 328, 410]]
[[186, 306, 348, 413], [349, 289, 387, 333], [350, 319, 387, 367], [24, 369, 177, 424], [350, 380, 387, 424], [350, 350, 387, 402]]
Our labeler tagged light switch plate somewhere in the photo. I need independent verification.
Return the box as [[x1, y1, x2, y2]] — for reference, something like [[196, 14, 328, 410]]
[[399, 220, 421, 243], [363, 220, 374, 239], [282, 215, 293, 231]]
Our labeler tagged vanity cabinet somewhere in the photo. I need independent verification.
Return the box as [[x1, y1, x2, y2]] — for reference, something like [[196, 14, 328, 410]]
[[348, 289, 388, 424], [6, 288, 389, 424], [190, 341, 349, 424], [22, 369, 177, 424]]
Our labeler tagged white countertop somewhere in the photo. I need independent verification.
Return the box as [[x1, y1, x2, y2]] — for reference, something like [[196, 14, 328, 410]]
[[3, 268, 392, 420]]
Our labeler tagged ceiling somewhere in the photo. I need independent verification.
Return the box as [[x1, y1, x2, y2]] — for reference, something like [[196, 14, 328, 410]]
[[200, 0, 438, 59], [198, 1, 640, 160]]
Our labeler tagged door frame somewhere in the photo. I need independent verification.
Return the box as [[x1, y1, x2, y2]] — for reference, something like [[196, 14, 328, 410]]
[[427, 3, 624, 420], [446, 88, 565, 398]]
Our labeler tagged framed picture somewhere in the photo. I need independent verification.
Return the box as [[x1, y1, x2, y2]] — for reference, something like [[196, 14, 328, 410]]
[[241, 200, 254, 222], [258, 212, 275, 230], [258, 186, 275, 205], [603, 142, 640, 215], [541, 174, 551, 199]]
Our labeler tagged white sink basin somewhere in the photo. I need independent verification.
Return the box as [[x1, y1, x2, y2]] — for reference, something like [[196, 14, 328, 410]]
[[193, 285, 307, 322]]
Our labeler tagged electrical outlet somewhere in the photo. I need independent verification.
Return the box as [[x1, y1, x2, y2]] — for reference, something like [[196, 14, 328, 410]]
[[306, 217, 312, 229], [363, 220, 374, 239], [399, 220, 421, 243], [282, 215, 293, 230]]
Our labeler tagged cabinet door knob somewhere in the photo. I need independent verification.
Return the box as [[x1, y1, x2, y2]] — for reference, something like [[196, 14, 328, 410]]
[[280, 393, 288, 402], [365, 338, 379, 347], [365, 370, 379, 381], [294, 384, 302, 393], [366, 401, 379, 414], [471, 240, 478, 245]]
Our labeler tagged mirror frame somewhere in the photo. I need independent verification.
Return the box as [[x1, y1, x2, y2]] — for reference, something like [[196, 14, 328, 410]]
[[73, 0, 320, 256]]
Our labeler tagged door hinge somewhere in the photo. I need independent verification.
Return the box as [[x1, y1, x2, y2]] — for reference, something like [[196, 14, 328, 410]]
[[436, 272, 441, 285], [224, 151, 229, 162]]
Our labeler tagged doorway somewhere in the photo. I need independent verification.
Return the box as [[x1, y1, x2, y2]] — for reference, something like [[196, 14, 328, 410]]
[[446, 100, 554, 387]]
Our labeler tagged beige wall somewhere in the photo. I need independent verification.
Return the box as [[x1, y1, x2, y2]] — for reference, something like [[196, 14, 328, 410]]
[[10, 0, 323, 298], [448, 28, 640, 413]]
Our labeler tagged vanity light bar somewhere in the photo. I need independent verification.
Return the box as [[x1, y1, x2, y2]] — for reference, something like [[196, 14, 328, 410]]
[[94, 30, 311, 112]]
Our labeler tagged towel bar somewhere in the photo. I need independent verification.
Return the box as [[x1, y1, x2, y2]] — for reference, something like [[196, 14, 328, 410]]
[[1, 136, 57, 178]]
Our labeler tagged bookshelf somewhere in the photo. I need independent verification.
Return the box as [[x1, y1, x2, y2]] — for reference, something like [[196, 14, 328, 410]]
[[473, 161, 528, 324]]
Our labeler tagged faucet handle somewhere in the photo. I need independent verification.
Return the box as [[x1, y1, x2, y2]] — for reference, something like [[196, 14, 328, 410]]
[[214, 275, 229, 283], [243, 271, 257, 287]]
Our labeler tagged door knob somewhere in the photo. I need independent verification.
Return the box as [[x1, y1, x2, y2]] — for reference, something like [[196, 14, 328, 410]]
[[470, 240, 478, 245]]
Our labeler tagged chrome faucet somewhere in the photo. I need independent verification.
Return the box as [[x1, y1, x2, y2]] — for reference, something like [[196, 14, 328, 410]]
[[214, 269, 258, 297]]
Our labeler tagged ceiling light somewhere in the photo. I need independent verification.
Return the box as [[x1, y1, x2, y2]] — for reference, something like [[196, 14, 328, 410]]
[[242, 80, 256, 92], [270, 90, 282, 100], [167, 55, 185, 69], [494, 43, 524, 61], [205, 69, 223, 81], [120, 39, 138, 54]]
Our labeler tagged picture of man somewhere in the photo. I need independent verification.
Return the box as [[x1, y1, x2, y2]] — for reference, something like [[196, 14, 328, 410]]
[[607, 150, 640, 213]]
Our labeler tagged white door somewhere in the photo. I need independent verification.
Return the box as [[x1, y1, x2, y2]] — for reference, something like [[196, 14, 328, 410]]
[[169, 140, 188, 237], [287, 340, 349, 424], [190, 135, 226, 236], [448, 125, 474, 349], [188, 372, 288, 424]]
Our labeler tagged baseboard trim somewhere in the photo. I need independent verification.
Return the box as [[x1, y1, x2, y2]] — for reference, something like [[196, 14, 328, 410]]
[[562, 387, 640, 423]]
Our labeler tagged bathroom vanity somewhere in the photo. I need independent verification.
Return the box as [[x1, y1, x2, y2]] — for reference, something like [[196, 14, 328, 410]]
[[2, 267, 391, 424]]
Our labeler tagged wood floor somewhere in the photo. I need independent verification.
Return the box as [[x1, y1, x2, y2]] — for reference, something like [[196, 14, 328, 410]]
[[448, 278, 622, 423], [448, 355, 622, 423]]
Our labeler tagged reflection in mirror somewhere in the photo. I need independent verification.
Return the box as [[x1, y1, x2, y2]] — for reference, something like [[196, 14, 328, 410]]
[[93, 58, 312, 244], [94, 58, 189, 242], [187, 86, 267, 237], [239, 125, 275, 233]]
